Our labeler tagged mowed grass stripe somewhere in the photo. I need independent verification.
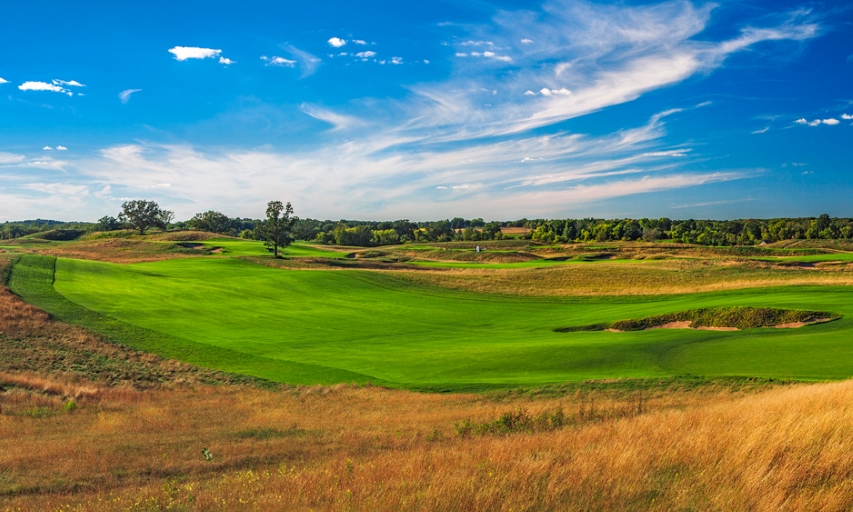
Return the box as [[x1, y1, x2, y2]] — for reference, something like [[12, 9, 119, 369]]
[[8, 255, 382, 386]]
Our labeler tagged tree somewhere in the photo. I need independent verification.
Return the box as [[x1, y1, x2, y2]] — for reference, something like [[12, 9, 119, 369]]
[[189, 210, 235, 234], [261, 201, 297, 257], [118, 200, 172, 235], [97, 216, 121, 231]]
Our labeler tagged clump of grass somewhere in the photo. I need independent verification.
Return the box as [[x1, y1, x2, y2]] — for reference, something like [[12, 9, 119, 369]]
[[456, 407, 567, 437], [556, 306, 841, 332], [456, 395, 648, 437], [235, 427, 312, 440]]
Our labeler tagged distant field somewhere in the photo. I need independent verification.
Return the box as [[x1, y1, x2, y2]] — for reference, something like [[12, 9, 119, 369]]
[[8, 252, 853, 390]]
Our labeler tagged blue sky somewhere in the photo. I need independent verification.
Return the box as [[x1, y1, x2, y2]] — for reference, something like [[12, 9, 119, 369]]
[[1, 0, 851, 222]]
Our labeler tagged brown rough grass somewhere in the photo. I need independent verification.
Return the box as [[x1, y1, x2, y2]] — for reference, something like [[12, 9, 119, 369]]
[[26, 238, 201, 264], [393, 259, 853, 296], [4, 372, 853, 511]]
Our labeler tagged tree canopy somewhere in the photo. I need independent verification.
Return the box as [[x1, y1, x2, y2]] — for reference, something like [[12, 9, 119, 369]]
[[118, 200, 173, 235], [261, 201, 297, 257]]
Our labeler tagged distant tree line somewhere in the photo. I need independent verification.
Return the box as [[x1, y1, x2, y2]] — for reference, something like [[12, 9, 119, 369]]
[[3, 207, 852, 248], [524, 215, 853, 245]]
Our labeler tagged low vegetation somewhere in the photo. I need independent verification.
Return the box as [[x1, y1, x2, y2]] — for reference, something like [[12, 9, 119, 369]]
[[557, 306, 841, 332], [4, 220, 853, 509]]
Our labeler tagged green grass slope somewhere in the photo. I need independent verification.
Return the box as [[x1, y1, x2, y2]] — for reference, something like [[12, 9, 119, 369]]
[[10, 254, 853, 389]]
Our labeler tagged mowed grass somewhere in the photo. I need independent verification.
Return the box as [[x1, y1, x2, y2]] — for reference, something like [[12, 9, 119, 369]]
[[8, 254, 850, 388], [191, 239, 351, 258]]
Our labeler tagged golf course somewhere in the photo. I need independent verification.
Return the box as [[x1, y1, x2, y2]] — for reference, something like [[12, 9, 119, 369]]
[[7, 236, 853, 390]]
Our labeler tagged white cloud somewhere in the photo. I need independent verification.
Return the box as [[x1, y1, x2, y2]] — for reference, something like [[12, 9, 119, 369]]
[[521, 38, 534, 44], [460, 40, 494, 47], [24, 182, 90, 197], [538, 87, 571, 96], [842, 114, 853, 120], [218, 57, 235, 65], [43, 146, 53, 151], [797, 118, 840, 126], [52, 79, 84, 87], [391, 56, 403, 65], [465, 50, 513, 63], [19, 81, 67, 93], [423, 60, 430, 64], [118, 89, 142, 104], [328, 37, 347, 48], [524, 90, 535, 95], [168, 46, 222, 61], [0, 77, 7, 84], [353, 39, 367, 45], [261, 55, 297, 67], [356, 51, 377, 59], [0, 152, 25, 164], [751, 126, 769, 134], [56, 146, 68, 151]]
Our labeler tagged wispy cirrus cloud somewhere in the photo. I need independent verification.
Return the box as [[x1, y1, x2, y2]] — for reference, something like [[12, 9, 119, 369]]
[[118, 89, 142, 104], [281, 45, 322, 77]]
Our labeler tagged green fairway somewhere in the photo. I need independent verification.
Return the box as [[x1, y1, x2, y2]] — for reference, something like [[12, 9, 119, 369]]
[[10, 255, 853, 389], [160, 239, 350, 258]]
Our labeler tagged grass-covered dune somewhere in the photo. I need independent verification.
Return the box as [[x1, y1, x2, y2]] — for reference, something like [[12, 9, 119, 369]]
[[557, 306, 840, 332], [10, 254, 853, 389]]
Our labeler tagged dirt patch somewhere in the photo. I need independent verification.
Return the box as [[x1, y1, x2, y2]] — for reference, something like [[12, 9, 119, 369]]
[[178, 243, 205, 249]]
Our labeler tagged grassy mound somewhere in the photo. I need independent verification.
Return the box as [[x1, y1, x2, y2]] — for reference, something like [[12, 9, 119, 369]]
[[557, 306, 840, 332]]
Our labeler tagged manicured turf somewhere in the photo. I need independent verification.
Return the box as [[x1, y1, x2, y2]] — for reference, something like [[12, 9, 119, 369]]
[[160, 239, 351, 258], [9, 253, 851, 390]]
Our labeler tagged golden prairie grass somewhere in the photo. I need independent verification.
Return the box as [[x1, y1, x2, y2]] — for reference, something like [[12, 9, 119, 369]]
[[32, 238, 201, 264], [394, 259, 853, 296], [5, 373, 853, 511]]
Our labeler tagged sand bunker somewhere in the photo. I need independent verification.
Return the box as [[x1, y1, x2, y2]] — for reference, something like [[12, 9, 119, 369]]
[[606, 318, 832, 333]]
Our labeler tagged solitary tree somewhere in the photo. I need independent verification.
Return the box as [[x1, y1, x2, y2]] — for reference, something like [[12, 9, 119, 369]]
[[118, 200, 173, 235], [261, 201, 297, 257]]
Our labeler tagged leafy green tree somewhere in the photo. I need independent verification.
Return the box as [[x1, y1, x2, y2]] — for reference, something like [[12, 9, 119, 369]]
[[97, 216, 122, 231], [261, 201, 297, 257], [118, 200, 172, 235], [189, 210, 236, 234]]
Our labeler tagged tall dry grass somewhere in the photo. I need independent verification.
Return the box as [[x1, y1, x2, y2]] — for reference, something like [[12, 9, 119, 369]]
[[3, 376, 853, 511], [396, 259, 853, 296]]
